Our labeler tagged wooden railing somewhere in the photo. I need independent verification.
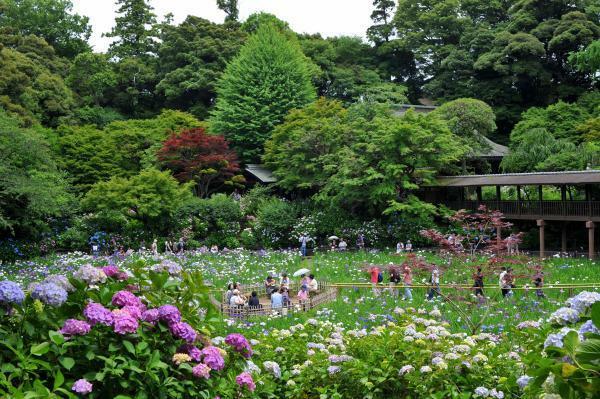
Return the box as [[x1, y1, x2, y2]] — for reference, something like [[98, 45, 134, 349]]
[[221, 281, 337, 318], [443, 200, 600, 220]]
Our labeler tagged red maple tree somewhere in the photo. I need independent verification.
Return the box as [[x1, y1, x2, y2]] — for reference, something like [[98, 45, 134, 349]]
[[158, 127, 245, 197]]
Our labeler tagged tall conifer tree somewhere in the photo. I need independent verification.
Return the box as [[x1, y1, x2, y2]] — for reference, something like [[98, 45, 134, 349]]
[[104, 0, 157, 58]]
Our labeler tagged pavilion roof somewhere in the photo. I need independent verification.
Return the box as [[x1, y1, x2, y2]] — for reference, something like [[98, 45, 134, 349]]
[[431, 170, 600, 187]]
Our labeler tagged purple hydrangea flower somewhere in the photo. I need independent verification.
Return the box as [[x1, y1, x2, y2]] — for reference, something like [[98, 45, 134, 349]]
[[548, 307, 580, 325], [201, 346, 225, 370], [235, 372, 256, 392], [158, 305, 181, 324], [327, 365, 341, 375], [579, 320, 600, 335], [43, 275, 74, 292], [0, 280, 25, 305], [121, 305, 144, 320], [170, 322, 197, 343], [111, 291, 142, 308], [113, 312, 139, 335], [225, 333, 253, 358], [83, 302, 113, 326], [178, 344, 202, 361], [567, 291, 600, 313], [517, 375, 533, 389], [153, 260, 182, 276], [141, 308, 160, 323], [102, 265, 120, 278], [31, 282, 68, 307], [192, 363, 211, 379], [72, 378, 93, 394], [60, 319, 91, 336]]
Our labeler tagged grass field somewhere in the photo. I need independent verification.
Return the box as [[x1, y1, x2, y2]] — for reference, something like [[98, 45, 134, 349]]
[[2, 249, 598, 338]]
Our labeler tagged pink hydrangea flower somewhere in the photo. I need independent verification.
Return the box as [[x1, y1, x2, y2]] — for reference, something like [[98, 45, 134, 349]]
[[235, 372, 256, 392], [192, 363, 211, 379], [112, 311, 139, 335], [101, 265, 120, 278], [60, 319, 91, 336], [111, 290, 141, 308], [72, 379, 93, 394], [121, 305, 144, 320]]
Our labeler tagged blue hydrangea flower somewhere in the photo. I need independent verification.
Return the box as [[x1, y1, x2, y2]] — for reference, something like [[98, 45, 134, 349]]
[[31, 282, 68, 307], [579, 320, 600, 335], [0, 280, 25, 305]]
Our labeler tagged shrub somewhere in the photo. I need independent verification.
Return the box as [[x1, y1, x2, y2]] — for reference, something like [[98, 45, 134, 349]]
[[195, 194, 242, 247], [254, 198, 298, 248]]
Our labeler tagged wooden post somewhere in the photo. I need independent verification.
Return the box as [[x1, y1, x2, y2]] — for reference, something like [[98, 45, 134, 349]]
[[517, 185, 522, 216], [537, 219, 545, 259], [476, 186, 482, 202], [587, 221, 595, 260], [561, 185, 567, 216]]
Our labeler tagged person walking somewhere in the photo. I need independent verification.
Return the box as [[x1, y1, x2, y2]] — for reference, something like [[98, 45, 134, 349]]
[[370, 265, 381, 296], [499, 267, 508, 297], [299, 233, 309, 257], [473, 267, 485, 304], [402, 265, 413, 301], [427, 266, 440, 300], [151, 239, 158, 256], [389, 266, 400, 297], [396, 242, 404, 254], [357, 233, 365, 250]]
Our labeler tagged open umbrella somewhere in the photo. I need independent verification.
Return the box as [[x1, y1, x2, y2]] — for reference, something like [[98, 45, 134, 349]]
[[293, 268, 311, 277], [328, 235, 339, 241]]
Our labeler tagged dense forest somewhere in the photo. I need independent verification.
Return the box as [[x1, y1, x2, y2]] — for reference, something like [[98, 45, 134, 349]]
[[0, 0, 599, 259]]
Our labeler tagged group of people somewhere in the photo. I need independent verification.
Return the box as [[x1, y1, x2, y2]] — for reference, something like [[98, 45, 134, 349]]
[[299, 233, 366, 256], [395, 240, 413, 254], [226, 273, 319, 311]]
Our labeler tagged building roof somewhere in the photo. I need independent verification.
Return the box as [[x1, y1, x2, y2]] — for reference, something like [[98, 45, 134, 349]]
[[392, 104, 509, 159], [244, 164, 277, 183], [431, 170, 600, 187], [471, 136, 510, 158]]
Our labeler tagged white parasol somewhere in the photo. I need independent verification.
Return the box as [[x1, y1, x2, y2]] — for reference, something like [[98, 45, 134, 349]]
[[293, 268, 311, 277]]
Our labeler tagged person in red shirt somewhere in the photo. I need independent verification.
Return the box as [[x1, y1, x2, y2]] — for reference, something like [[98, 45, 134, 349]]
[[369, 266, 380, 296]]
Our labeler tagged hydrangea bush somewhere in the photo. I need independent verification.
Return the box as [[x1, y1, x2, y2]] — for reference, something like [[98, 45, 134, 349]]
[[0, 263, 254, 398]]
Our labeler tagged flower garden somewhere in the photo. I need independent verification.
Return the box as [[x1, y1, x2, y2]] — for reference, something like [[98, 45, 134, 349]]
[[1, 249, 599, 398]]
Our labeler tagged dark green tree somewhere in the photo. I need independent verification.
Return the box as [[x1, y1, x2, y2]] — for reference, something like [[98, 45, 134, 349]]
[[210, 24, 316, 163], [0, 109, 73, 238], [0, 0, 91, 58], [67, 52, 117, 106], [216, 0, 239, 22], [104, 0, 157, 58], [367, 0, 396, 43], [0, 33, 76, 126], [156, 16, 245, 119]]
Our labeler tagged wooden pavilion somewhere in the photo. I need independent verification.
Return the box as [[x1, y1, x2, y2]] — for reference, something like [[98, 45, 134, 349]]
[[424, 170, 600, 258]]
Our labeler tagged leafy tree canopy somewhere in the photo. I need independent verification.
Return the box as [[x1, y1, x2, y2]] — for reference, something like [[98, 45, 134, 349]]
[[0, 33, 75, 126], [0, 109, 73, 238], [158, 127, 245, 198], [104, 0, 158, 59], [156, 16, 246, 119], [210, 23, 316, 163], [0, 0, 91, 58]]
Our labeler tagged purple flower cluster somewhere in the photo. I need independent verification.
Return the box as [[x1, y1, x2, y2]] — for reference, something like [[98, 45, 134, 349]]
[[178, 344, 202, 361], [548, 307, 580, 325], [60, 319, 91, 336], [170, 322, 197, 343], [72, 378, 93, 394], [235, 372, 256, 392], [141, 308, 160, 323], [31, 282, 68, 307], [225, 333, 253, 358], [566, 291, 600, 313], [112, 291, 142, 307], [83, 302, 114, 326], [192, 363, 211, 379], [112, 310, 139, 335], [201, 346, 225, 371], [102, 265, 120, 278], [0, 280, 25, 305], [153, 260, 182, 276], [158, 305, 181, 324], [43, 275, 74, 292]]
